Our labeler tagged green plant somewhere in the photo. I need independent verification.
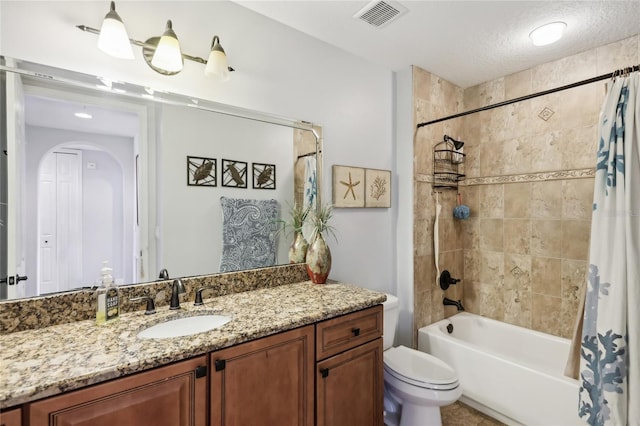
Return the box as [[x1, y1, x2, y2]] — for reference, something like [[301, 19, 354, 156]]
[[308, 203, 338, 242], [278, 202, 311, 236]]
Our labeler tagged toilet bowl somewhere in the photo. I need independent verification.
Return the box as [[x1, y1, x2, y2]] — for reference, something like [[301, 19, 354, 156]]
[[383, 294, 461, 426]]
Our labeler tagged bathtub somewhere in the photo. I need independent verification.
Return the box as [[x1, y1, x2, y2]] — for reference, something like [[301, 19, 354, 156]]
[[418, 312, 581, 426]]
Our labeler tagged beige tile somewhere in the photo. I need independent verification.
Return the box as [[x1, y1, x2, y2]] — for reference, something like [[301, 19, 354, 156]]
[[531, 180, 563, 219], [562, 178, 595, 220], [414, 218, 434, 257], [414, 181, 434, 221], [504, 219, 531, 255], [480, 282, 505, 321], [462, 217, 480, 250], [559, 125, 598, 170], [531, 49, 597, 92], [413, 66, 432, 101], [462, 279, 482, 314], [528, 131, 564, 173], [503, 135, 534, 175], [596, 35, 640, 75], [479, 137, 505, 177], [504, 253, 532, 291], [464, 249, 481, 281], [479, 251, 505, 286], [561, 259, 587, 301], [459, 185, 479, 218], [479, 184, 504, 218], [479, 219, 504, 251], [462, 142, 481, 178], [414, 254, 435, 293], [560, 295, 581, 339], [562, 220, 591, 260], [531, 256, 562, 297], [414, 287, 433, 330], [531, 219, 563, 257], [414, 129, 433, 175], [532, 293, 561, 335], [440, 217, 464, 251], [504, 286, 532, 329], [505, 69, 532, 100], [463, 84, 482, 111], [504, 183, 531, 218]]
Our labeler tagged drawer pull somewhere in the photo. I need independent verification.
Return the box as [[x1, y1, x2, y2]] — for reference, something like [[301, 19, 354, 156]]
[[320, 368, 330, 378], [351, 327, 361, 337]]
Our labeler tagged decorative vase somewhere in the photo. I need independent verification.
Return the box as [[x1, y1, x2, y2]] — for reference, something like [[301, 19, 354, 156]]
[[288, 231, 309, 264], [306, 233, 332, 284]]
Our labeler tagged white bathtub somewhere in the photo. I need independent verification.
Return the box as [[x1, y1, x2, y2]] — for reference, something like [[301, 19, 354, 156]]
[[418, 312, 581, 426]]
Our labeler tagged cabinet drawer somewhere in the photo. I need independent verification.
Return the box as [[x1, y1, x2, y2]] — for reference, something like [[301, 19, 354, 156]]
[[0, 407, 21, 426], [316, 305, 382, 360]]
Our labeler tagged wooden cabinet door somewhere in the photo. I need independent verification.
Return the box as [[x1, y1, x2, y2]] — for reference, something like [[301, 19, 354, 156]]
[[316, 338, 383, 426], [0, 408, 21, 426], [210, 325, 314, 426], [27, 356, 207, 426]]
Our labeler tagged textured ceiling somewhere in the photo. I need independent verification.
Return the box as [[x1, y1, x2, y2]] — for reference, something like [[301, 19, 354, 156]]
[[235, 0, 640, 88]]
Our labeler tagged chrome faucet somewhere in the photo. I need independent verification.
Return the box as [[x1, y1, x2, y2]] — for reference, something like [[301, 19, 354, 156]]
[[443, 297, 465, 311], [170, 279, 186, 310]]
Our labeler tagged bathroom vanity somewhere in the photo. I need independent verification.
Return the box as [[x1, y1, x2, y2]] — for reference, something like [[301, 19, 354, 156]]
[[0, 277, 385, 426]]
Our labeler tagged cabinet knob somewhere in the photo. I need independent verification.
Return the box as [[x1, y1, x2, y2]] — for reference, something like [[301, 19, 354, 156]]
[[320, 368, 329, 378], [215, 359, 226, 371], [351, 327, 360, 337]]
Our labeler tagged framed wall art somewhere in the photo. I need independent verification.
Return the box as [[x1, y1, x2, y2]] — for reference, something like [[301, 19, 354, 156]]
[[365, 168, 391, 208], [252, 162, 276, 189], [222, 159, 248, 188], [187, 156, 217, 187], [332, 165, 365, 208]]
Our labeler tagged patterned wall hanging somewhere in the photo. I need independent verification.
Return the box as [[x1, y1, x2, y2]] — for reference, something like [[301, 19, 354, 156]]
[[187, 156, 217, 187], [332, 165, 365, 208], [365, 168, 391, 208], [252, 163, 276, 189], [222, 159, 248, 188]]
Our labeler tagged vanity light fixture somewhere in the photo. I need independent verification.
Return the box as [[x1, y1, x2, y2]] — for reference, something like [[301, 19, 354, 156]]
[[529, 21, 567, 46], [78, 1, 234, 78]]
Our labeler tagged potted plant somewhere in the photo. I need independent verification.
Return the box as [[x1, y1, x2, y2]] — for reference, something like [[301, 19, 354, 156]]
[[279, 202, 312, 264], [305, 203, 337, 284]]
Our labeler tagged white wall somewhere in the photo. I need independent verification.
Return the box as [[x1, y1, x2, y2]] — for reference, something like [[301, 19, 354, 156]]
[[1, 1, 395, 294]]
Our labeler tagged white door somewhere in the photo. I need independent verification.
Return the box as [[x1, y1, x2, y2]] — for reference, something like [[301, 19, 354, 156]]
[[5, 66, 27, 299], [38, 149, 82, 295]]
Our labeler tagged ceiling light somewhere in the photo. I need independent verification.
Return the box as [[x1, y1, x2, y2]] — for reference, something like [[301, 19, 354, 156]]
[[74, 111, 93, 119], [97, 2, 134, 59], [78, 2, 235, 78], [205, 36, 230, 81], [151, 20, 183, 73], [529, 22, 567, 46]]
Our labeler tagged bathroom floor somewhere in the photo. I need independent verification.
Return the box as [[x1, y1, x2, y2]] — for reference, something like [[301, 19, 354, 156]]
[[441, 402, 505, 426]]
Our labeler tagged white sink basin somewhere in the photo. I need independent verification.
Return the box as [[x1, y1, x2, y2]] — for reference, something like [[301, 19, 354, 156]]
[[138, 315, 231, 339]]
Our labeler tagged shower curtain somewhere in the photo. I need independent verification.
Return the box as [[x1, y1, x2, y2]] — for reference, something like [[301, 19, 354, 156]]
[[578, 71, 639, 425], [301, 156, 317, 242]]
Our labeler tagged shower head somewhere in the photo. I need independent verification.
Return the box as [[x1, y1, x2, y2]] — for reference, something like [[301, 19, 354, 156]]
[[444, 135, 464, 150]]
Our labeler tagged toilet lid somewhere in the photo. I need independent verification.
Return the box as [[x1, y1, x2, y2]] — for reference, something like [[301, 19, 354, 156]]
[[384, 346, 458, 389]]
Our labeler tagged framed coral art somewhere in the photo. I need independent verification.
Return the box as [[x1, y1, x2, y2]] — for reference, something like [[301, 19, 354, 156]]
[[252, 162, 276, 189], [187, 156, 217, 187], [222, 159, 248, 188], [332, 165, 365, 208], [365, 168, 391, 208]]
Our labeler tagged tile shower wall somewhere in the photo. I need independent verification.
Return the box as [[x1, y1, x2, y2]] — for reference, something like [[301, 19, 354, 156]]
[[413, 34, 639, 342]]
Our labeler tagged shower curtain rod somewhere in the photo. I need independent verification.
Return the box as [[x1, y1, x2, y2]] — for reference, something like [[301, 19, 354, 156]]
[[416, 64, 640, 128]]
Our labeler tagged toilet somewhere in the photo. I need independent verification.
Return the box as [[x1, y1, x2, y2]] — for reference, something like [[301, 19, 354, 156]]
[[383, 294, 462, 426]]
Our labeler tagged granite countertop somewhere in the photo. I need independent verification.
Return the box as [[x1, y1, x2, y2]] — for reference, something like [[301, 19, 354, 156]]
[[0, 281, 386, 409]]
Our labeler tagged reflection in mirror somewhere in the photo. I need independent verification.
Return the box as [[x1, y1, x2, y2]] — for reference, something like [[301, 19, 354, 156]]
[[0, 57, 322, 301]]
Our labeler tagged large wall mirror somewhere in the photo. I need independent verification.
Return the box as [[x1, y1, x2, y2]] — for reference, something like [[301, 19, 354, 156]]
[[0, 57, 322, 301]]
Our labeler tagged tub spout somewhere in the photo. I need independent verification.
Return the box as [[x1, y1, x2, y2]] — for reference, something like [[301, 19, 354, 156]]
[[443, 297, 465, 311]]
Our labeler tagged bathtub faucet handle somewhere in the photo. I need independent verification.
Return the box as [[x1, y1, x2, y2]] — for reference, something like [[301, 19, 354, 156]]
[[439, 270, 461, 290]]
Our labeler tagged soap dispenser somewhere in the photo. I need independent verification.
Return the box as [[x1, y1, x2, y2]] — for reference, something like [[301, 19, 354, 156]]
[[96, 261, 119, 325]]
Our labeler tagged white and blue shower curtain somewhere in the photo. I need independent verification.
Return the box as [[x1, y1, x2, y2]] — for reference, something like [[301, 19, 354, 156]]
[[579, 71, 639, 425]]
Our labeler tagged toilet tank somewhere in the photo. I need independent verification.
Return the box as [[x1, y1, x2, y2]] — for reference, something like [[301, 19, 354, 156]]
[[383, 293, 399, 350]]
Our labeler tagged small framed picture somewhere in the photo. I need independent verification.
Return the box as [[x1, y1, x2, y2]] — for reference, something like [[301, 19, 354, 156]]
[[222, 159, 248, 188], [332, 165, 365, 208], [365, 168, 391, 208], [252, 163, 276, 189], [187, 156, 217, 187]]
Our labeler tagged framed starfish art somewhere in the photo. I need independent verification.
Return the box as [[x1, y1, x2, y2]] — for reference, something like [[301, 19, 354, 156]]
[[332, 165, 365, 208]]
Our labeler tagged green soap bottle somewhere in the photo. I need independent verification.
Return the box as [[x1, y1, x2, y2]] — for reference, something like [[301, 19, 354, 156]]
[[96, 261, 119, 325]]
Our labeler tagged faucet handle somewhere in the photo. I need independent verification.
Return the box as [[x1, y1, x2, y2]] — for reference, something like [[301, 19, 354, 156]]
[[194, 286, 217, 306], [130, 296, 156, 315], [439, 270, 461, 290]]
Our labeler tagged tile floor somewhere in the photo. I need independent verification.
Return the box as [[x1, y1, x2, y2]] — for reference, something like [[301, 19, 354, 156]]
[[441, 402, 505, 426]]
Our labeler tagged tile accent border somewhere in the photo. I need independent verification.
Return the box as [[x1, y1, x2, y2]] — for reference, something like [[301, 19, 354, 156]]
[[416, 168, 595, 186]]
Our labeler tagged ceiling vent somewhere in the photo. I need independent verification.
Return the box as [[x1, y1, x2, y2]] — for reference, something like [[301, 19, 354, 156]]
[[353, 0, 408, 28]]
